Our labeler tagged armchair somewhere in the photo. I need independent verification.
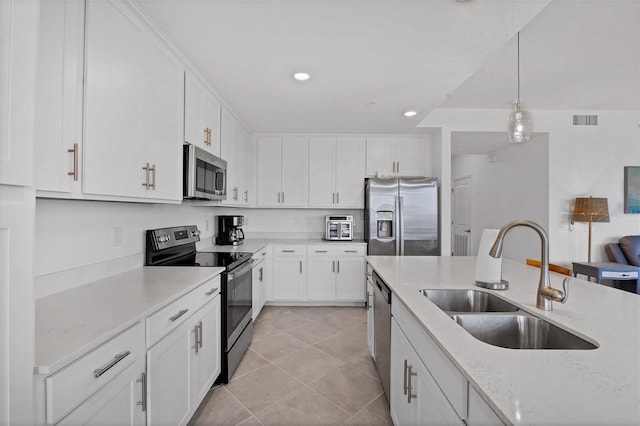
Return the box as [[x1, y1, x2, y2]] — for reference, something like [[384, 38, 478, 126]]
[[605, 236, 640, 266]]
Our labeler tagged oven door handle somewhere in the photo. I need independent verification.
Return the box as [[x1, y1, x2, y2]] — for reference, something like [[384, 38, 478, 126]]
[[227, 259, 254, 280]]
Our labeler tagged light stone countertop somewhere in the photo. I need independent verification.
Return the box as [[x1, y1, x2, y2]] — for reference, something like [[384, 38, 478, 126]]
[[35, 266, 224, 374], [201, 238, 367, 254], [366, 255, 640, 426]]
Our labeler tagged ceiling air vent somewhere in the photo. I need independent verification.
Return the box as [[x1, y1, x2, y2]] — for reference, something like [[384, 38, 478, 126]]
[[572, 115, 598, 126]]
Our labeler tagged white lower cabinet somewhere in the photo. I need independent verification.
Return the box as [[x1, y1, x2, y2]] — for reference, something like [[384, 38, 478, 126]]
[[272, 246, 306, 301], [58, 357, 146, 426], [391, 319, 463, 426], [147, 282, 221, 425], [252, 247, 270, 318], [366, 265, 375, 357]]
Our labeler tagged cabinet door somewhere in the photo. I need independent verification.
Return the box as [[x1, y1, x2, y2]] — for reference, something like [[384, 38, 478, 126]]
[[184, 72, 206, 149], [414, 358, 464, 426], [146, 42, 183, 201], [190, 297, 221, 407], [365, 136, 394, 177], [147, 323, 191, 425], [58, 358, 146, 426], [34, 0, 84, 194], [307, 257, 336, 301], [83, 0, 148, 198], [467, 386, 504, 426], [256, 137, 282, 207], [335, 257, 365, 301], [390, 320, 418, 425], [0, 0, 38, 186], [394, 137, 426, 177], [366, 280, 374, 357], [280, 136, 308, 207], [335, 137, 365, 207], [272, 257, 305, 300], [203, 94, 221, 156], [241, 129, 255, 206], [308, 137, 336, 208], [221, 110, 243, 205]]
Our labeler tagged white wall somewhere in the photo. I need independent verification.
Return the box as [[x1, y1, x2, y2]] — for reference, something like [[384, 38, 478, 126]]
[[452, 133, 549, 263], [35, 199, 362, 297], [422, 108, 640, 265]]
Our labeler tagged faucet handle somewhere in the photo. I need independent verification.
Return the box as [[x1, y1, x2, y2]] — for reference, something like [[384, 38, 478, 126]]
[[560, 277, 570, 304]]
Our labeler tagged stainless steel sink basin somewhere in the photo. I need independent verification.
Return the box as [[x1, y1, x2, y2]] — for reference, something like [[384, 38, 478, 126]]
[[419, 289, 520, 313], [450, 314, 598, 350]]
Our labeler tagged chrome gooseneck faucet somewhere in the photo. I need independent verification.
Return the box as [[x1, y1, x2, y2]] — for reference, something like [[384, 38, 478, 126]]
[[489, 220, 568, 311]]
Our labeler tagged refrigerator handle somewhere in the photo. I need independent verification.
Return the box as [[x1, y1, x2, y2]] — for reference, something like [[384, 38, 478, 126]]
[[395, 195, 401, 256]]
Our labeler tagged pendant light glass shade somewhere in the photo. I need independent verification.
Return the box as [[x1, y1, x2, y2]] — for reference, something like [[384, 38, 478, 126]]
[[507, 33, 532, 143], [507, 103, 532, 143]]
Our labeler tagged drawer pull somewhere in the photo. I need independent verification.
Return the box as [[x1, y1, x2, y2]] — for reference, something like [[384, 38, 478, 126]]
[[169, 309, 189, 322], [136, 372, 147, 412], [93, 351, 130, 378], [205, 288, 218, 296], [344, 250, 358, 253], [315, 250, 328, 253], [282, 250, 295, 253]]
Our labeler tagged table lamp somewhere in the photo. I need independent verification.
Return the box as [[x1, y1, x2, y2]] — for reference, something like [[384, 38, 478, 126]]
[[571, 197, 610, 262]]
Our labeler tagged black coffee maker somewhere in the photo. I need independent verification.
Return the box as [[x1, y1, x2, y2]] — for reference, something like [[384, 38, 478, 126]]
[[215, 215, 245, 245]]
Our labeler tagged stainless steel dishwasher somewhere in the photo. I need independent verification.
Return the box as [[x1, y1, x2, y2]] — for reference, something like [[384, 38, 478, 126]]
[[372, 270, 391, 404]]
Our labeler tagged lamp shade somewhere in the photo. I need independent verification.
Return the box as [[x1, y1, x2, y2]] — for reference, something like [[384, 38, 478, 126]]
[[572, 197, 610, 223]]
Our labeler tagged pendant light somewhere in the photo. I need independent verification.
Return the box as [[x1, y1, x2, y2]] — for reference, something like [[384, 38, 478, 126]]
[[507, 32, 532, 143]]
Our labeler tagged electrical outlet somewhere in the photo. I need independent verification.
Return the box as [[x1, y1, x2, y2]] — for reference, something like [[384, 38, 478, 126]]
[[113, 227, 122, 247]]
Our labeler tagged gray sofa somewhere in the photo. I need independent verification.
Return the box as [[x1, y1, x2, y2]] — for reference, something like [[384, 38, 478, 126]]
[[605, 236, 640, 266]]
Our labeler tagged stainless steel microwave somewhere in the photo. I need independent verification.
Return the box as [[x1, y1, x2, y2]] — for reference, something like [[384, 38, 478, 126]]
[[325, 215, 354, 241], [183, 144, 227, 200]]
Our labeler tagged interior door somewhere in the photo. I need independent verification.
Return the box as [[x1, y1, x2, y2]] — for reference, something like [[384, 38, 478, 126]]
[[452, 177, 472, 256]]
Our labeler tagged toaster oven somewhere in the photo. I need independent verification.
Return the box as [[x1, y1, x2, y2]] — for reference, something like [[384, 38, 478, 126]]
[[325, 215, 354, 241]]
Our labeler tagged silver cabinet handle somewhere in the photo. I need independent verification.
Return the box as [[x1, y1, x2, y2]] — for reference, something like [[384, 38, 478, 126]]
[[205, 288, 218, 296], [277, 192, 280, 203], [407, 365, 417, 403], [142, 163, 150, 188], [169, 309, 188, 322], [93, 351, 130, 378], [233, 187, 238, 200], [337, 260, 340, 273], [282, 250, 295, 253], [345, 250, 358, 253], [403, 359, 408, 395], [67, 143, 79, 181], [332, 192, 335, 204], [136, 372, 147, 412], [198, 321, 203, 348], [315, 250, 328, 253], [244, 190, 248, 202], [332, 260, 335, 273], [149, 163, 156, 190], [397, 161, 400, 174], [194, 321, 203, 352], [299, 260, 302, 274], [259, 267, 263, 282], [336, 192, 339, 204]]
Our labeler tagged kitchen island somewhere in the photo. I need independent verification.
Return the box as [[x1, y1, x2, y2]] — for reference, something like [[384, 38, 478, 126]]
[[367, 255, 640, 425]]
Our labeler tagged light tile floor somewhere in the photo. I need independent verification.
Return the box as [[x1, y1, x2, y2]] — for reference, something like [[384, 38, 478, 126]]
[[190, 306, 392, 426]]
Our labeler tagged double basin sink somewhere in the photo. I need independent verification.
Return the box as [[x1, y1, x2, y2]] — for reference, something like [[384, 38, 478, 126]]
[[419, 289, 597, 350]]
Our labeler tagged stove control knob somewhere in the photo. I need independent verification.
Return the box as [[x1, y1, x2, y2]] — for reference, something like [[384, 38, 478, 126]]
[[192, 230, 201, 237]]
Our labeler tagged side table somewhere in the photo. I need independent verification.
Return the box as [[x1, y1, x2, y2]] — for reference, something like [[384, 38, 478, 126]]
[[572, 262, 640, 294]]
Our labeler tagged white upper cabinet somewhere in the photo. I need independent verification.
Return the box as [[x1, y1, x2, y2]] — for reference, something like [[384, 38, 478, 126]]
[[220, 109, 246, 206], [83, 0, 183, 202], [366, 135, 429, 177], [34, 0, 84, 194], [184, 71, 221, 156], [256, 136, 308, 207], [0, 0, 38, 186], [309, 136, 365, 208]]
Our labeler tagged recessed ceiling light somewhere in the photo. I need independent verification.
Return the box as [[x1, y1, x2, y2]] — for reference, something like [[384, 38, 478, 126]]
[[293, 72, 310, 81], [403, 110, 418, 117]]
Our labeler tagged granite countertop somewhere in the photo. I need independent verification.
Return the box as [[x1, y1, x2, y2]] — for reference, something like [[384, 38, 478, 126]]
[[35, 266, 224, 374], [366, 255, 640, 425]]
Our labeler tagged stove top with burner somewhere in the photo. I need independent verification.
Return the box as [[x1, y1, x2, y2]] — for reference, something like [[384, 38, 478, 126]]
[[158, 251, 252, 270]]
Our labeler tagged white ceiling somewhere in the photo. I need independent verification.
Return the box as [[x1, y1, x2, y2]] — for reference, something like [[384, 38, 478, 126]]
[[440, 0, 640, 111], [138, 0, 638, 135], [137, 0, 550, 133]]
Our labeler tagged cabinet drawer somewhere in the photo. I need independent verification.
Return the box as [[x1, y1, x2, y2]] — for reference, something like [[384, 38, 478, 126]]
[[601, 270, 639, 279], [45, 322, 145, 424], [146, 277, 220, 347], [392, 296, 468, 420], [273, 245, 305, 256], [307, 244, 366, 256], [252, 246, 268, 260]]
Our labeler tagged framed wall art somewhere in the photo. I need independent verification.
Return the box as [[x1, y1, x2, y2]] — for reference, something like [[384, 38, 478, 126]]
[[624, 166, 640, 213]]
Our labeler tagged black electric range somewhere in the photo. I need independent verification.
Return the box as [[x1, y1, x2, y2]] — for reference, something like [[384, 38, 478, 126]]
[[145, 225, 254, 384]]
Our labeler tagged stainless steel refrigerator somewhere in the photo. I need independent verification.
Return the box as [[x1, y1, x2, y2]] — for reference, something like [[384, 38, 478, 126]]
[[365, 177, 439, 256]]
